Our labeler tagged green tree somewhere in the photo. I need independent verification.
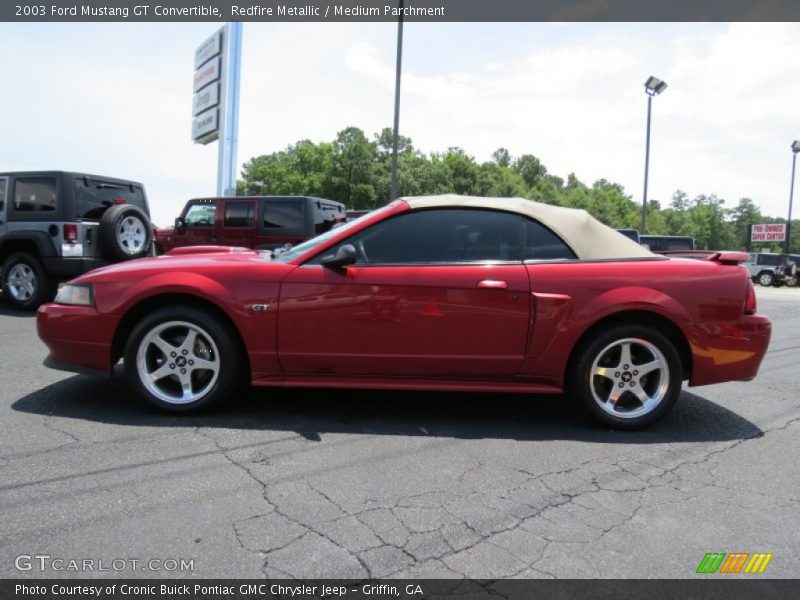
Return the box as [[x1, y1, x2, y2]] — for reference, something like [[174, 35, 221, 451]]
[[330, 127, 378, 209], [491, 148, 512, 168]]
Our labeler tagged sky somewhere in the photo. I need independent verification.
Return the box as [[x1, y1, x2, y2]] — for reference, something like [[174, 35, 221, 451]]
[[1, 21, 799, 226]]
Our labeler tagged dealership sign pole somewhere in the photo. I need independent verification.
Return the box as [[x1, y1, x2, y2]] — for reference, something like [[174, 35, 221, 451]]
[[787, 140, 799, 254], [191, 23, 243, 197]]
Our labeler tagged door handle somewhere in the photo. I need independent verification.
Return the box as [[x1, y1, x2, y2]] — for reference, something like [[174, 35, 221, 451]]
[[477, 279, 508, 289]]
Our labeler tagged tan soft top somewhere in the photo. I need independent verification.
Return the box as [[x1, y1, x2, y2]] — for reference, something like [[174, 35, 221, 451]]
[[402, 195, 654, 260]]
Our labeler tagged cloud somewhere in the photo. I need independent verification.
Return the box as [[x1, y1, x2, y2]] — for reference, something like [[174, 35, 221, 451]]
[[345, 23, 800, 217], [1, 22, 798, 225]]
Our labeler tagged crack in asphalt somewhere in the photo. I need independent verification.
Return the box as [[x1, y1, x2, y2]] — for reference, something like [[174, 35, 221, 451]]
[[185, 412, 799, 579], [3, 390, 797, 579]]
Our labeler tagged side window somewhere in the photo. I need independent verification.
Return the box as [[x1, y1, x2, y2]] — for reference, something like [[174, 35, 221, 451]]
[[184, 203, 217, 227], [14, 177, 57, 212], [343, 208, 523, 264], [314, 203, 341, 234], [74, 178, 147, 219], [224, 202, 255, 227], [522, 219, 576, 260], [0, 178, 6, 211], [263, 200, 304, 230]]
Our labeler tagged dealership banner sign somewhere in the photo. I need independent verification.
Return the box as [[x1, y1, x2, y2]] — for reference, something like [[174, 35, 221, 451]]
[[751, 223, 787, 242], [4, 0, 800, 22]]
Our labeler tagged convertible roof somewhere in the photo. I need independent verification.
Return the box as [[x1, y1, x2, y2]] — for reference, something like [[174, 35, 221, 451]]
[[401, 195, 655, 260]]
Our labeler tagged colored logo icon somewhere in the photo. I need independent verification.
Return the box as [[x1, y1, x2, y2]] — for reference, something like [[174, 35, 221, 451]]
[[696, 552, 773, 574]]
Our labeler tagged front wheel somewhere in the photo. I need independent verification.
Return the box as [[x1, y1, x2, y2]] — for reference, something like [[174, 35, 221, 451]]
[[1, 251, 57, 311], [124, 306, 243, 413], [568, 324, 683, 430], [757, 271, 775, 287]]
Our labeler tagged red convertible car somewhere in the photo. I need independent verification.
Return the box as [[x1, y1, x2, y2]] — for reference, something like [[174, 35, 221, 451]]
[[37, 196, 771, 429]]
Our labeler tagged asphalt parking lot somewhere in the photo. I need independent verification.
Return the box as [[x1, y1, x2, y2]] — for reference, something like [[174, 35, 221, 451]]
[[0, 286, 798, 580]]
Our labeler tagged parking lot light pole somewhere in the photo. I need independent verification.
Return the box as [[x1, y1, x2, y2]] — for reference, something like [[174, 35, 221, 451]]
[[787, 140, 800, 254], [641, 75, 668, 234], [390, 0, 404, 201]]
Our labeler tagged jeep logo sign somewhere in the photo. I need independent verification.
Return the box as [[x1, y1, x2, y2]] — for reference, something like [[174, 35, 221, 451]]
[[193, 84, 219, 116]]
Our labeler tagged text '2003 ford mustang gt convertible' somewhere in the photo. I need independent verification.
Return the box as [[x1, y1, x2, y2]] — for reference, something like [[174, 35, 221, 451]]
[[37, 195, 771, 429]]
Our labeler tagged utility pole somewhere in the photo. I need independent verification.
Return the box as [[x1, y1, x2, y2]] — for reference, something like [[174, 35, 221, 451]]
[[390, 0, 404, 201]]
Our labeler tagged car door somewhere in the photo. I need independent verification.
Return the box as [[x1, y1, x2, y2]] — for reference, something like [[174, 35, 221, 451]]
[[277, 208, 532, 378], [174, 201, 218, 247], [216, 200, 256, 247]]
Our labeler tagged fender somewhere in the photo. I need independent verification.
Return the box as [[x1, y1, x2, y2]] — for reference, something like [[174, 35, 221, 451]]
[[0, 231, 58, 257], [530, 286, 691, 360], [522, 286, 692, 386], [98, 269, 283, 379], [576, 286, 692, 330], [100, 271, 244, 319]]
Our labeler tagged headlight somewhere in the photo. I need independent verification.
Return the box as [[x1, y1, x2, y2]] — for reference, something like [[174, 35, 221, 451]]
[[55, 284, 94, 307]]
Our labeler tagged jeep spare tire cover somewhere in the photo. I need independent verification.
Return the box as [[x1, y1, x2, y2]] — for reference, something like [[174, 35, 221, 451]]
[[99, 204, 153, 261]]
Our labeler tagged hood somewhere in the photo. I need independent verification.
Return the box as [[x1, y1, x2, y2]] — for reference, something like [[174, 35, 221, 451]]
[[74, 246, 287, 283], [153, 226, 174, 237]]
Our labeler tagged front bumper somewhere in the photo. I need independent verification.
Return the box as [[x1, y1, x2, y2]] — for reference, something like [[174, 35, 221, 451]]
[[37, 303, 117, 374], [688, 314, 772, 387], [42, 256, 108, 278]]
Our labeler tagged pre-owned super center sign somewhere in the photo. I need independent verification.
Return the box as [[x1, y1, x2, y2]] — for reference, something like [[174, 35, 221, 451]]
[[751, 223, 787, 242]]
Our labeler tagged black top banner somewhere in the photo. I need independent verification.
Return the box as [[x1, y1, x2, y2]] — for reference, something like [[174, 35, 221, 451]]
[[3, 0, 800, 22]]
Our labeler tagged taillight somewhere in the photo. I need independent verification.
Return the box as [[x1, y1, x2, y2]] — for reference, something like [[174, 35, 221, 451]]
[[114, 197, 126, 205], [745, 279, 757, 315], [63, 223, 78, 243]]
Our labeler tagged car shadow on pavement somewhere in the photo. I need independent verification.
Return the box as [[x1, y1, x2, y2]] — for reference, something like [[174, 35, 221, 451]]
[[11, 373, 764, 444], [0, 304, 36, 318]]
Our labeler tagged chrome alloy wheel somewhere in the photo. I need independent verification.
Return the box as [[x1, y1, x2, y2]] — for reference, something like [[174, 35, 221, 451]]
[[6, 263, 36, 301], [136, 321, 220, 405], [117, 215, 147, 254], [589, 337, 670, 419]]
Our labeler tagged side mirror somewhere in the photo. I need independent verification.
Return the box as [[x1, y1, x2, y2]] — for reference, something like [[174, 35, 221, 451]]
[[320, 243, 357, 269], [174, 217, 186, 234]]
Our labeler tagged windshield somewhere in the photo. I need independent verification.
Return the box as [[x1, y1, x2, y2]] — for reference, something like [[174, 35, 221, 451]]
[[74, 177, 147, 220], [273, 204, 394, 263]]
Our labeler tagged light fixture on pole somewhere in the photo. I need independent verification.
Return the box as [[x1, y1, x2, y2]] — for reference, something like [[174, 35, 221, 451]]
[[641, 75, 668, 234], [787, 140, 800, 254]]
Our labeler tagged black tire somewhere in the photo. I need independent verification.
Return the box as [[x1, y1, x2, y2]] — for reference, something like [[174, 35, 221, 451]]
[[757, 271, 775, 287], [99, 204, 152, 261], [124, 306, 244, 413], [1, 251, 57, 311], [568, 324, 683, 430]]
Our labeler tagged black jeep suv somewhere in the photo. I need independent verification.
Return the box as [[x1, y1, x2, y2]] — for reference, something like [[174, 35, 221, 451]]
[[0, 171, 153, 310]]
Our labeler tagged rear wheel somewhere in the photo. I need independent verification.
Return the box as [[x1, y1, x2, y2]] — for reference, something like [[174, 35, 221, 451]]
[[124, 306, 242, 413], [1, 251, 57, 311], [757, 271, 775, 287], [569, 324, 683, 429]]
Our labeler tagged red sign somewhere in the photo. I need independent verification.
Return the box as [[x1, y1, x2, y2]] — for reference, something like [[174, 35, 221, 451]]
[[751, 223, 786, 242]]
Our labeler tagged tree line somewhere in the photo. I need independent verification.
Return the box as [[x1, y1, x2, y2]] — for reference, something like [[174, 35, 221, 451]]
[[237, 126, 799, 253]]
